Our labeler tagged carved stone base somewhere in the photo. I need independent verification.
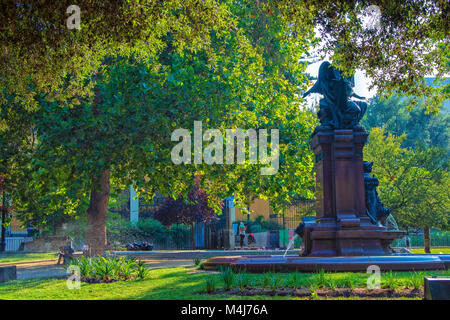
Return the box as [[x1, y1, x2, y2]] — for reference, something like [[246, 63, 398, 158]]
[[304, 129, 405, 257], [303, 219, 405, 257]]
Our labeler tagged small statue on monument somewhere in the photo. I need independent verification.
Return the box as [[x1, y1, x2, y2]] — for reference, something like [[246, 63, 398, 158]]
[[303, 61, 368, 132], [363, 161, 391, 226]]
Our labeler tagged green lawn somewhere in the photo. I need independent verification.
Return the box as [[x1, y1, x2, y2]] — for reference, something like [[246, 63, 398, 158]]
[[410, 248, 450, 254], [0, 252, 58, 264], [0, 266, 448, 300]]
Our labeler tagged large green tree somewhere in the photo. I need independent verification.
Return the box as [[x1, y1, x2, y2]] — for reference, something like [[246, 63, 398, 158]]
[[364, 127, 449, 252], [15, 2, 318, 255], [362, 95, 450, 151]]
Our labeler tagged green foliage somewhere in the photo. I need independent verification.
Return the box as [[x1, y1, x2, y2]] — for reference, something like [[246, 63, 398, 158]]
[[193, 258, 202, 267], [135, 260, 151, 280], [261, 272, 271, 288], [362, 95, 450, 150], [0, 0, 235, 107], [205, 277, 217, 293], [287, 271, 305, 288], [135, 219, 167, 243], [339, 276, 358, 290], [236, 272, 250, 290], [68, 255, 150, 281], [106, 216, 194, 248], [6, 0, 449, 251], [364, 127, 450, 232], [2, 267, 448, 300], [382, 271, 401, 290], [14, 1, 318, 238], [269, 273, 280, 291], [220, 266, 235, 291]]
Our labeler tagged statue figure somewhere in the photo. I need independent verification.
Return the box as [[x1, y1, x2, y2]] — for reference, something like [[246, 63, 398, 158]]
[[303, 61, 368, 132], [363, 161, 390, 226]]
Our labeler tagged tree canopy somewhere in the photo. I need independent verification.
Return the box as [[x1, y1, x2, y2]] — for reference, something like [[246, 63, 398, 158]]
[[2, 1, 448, 110], [362, 95, 450, 151]]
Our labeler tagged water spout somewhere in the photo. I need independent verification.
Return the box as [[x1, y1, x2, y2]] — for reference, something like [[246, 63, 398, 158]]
[[283, 234, 299, 258]]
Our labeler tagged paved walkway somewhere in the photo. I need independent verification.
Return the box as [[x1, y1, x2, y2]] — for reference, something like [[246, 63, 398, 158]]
[[17, 264, 67, 280]]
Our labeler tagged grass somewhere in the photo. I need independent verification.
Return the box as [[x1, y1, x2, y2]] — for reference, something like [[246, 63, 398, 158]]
[[0, 252, 58, 264], [410, 247, 450, 254], [0, 266, 448, 300]]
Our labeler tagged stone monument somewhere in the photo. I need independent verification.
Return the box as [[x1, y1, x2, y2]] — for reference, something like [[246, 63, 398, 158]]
[[299, 61, 404, 256], [202, 61, 450, 272]]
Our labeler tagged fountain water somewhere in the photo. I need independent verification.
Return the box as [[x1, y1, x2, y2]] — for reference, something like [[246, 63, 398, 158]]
[[283, 234, 299, 258]]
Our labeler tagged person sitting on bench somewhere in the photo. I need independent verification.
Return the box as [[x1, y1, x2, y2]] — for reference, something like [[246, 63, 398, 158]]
[[57, 243, 74, 265]]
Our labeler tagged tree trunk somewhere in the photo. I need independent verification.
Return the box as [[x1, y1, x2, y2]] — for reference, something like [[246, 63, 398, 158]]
[[85, 170, 110, 256], [424, 226, 431, 254]]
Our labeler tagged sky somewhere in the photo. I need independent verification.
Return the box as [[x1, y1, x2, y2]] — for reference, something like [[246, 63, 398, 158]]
[[305, 60, 377, 99]]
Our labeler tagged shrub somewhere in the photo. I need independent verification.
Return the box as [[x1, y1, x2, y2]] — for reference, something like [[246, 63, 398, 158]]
[[135, 219, 168, 243], [135, 260, 150, 280], [193, 258, 202, 266], [67, 255, 150, 282]]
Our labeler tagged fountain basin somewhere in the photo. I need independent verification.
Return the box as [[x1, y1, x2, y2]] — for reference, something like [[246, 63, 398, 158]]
[[202, 254, 450, 273]]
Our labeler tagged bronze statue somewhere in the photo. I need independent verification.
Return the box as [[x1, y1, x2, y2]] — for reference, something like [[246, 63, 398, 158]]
[[363, 161, 390, 226], [303, 61, 368, 132]]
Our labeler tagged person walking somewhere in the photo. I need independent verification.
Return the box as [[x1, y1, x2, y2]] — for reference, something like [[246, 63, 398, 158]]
[[239, 222, 246, 248]]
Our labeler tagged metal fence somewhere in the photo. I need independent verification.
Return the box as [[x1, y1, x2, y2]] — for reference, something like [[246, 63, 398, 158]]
[[4, 237, 33, 251], [392, 233, 450, 248], [270, 199, 315, 248]]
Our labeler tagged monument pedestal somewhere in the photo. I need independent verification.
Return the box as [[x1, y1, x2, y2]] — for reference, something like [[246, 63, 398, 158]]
[[301, 129, 404, 257], [203, 128, 447, 272]]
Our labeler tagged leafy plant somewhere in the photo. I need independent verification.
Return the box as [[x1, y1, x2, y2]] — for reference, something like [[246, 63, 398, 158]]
[[135, 260, 150, 280], [316, 269, 327, 288], [339, 276, 357, 290], [67, 255, 149, 282], [409, 272, 424, 289], [193, 258, 202, 266], [261, 272, 272, 288], [220, 267, 234, 291], [236, 272, 250, 290], [269, 273, 280, 291], [205, 277, 216, 293], [383, 271, 401, 289]]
